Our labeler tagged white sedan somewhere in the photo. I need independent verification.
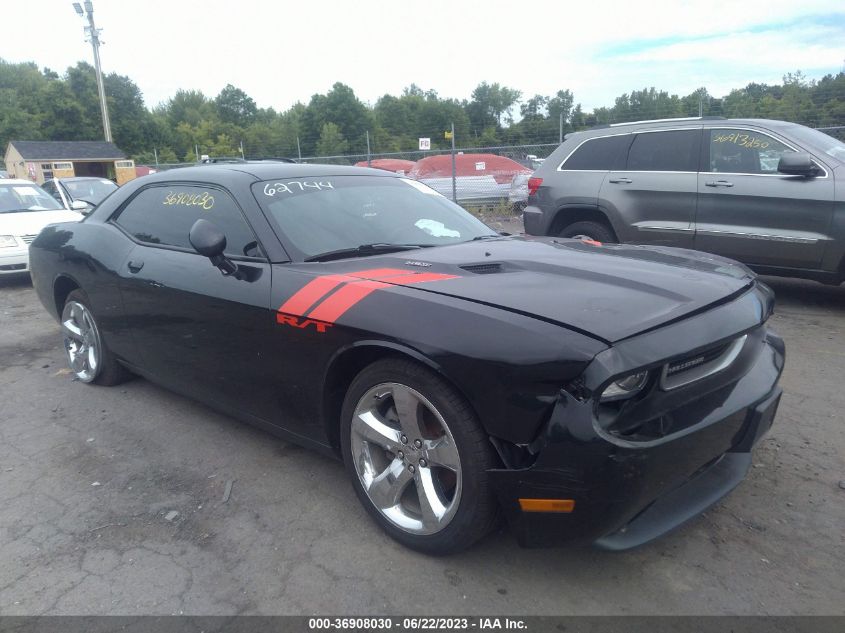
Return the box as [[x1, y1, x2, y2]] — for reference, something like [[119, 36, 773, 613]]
[[0, 180, 82, 275]]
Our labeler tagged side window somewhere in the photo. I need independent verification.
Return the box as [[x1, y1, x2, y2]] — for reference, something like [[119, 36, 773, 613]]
[[707, 128, 793, 174], [561, 134, 631, 170], [114, 185, 263, 258], [626, 129, 700, 172], [42, 181, 59, 199]]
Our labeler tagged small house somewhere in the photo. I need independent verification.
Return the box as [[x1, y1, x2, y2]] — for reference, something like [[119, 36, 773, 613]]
[[3, 141, 136, 185]]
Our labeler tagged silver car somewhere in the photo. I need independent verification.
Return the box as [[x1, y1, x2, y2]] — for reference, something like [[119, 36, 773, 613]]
[[41, 177, 118, 213], [524, 117, 845, 285]]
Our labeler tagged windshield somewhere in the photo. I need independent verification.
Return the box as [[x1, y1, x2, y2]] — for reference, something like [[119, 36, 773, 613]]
[[252, 176, 497, 260], [64, 178, 118, 204], [786, 126, 845, 162], [0, 183, 63, 213]]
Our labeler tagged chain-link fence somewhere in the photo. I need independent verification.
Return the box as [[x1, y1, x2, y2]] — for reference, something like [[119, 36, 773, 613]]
[[139, 142, 559, 216]]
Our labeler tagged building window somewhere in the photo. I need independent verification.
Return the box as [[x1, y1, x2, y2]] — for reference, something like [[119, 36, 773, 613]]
[[52, 162, 73, 170], [115, 160, 135, 168], [40, 163, 53, 180]]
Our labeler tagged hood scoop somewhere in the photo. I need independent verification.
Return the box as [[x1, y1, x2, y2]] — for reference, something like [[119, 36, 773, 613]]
[[460, 262, 505, 275]]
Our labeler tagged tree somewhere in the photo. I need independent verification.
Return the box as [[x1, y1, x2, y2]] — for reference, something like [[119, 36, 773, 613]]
[[520, 95, 548, 120], [105, 71, 153, 154], [300, 83, 371, 154], [467, 82, 522, 132], [316, 122, 348, 159], [163, 89, 215, 128], [215, 84, 257, 127]]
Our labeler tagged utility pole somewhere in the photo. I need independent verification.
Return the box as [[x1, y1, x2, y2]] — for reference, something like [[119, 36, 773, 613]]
[[450, 122, 457, 203], [559, 112, 563, 144], [73, 2, 112, 142], [366, 130, 371, 167]]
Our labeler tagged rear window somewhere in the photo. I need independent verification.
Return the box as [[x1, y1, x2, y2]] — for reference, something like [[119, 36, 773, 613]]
[[626, 129, 701, 172], [561, 135, 630, 171]]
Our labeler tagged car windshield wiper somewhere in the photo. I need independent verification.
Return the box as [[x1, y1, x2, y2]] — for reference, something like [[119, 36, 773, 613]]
[[468, 234, 502, 241], [304, 243, 425, 263]]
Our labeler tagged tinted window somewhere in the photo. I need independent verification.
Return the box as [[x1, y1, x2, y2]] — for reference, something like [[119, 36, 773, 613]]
[[626, 129, 700, 172], [707, 128, 793, 174], [252, 176, 495, 260], [114, 185, 262, 258], [562, 134, 630, 170]]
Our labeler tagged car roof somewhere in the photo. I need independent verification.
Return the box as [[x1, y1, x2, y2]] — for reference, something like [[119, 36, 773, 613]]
[[2, 179, 47, 186], [139, 163, 399, 183], [50, 176, 115, 182]]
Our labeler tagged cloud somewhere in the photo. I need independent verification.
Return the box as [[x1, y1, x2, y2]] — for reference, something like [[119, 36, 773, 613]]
[[3, 0, 844, 112]]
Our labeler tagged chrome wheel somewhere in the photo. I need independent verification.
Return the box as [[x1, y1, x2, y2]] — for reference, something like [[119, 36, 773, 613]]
[[351, 382, 462, 535], [61, 300, 102, 383]]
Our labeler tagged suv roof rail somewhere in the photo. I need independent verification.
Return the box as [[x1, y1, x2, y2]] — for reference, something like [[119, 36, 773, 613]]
[[605, 116, 726, 128]]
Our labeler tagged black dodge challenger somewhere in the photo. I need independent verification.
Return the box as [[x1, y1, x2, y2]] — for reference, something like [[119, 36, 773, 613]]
[[29, 163, 784, 554]]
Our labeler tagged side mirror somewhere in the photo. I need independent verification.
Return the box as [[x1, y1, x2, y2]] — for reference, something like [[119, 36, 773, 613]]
[[189, 218, 226, 257], [777, 152, 820, 177], [189, 219, 242, 278], [70, 200, 89, 211]]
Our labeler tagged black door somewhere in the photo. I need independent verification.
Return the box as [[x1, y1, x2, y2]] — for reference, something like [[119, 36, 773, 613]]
[[112, 183, 280, 421]]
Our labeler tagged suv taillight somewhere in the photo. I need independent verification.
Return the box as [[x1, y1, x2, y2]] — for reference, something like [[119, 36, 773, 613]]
[[527, 177, 543, 196]]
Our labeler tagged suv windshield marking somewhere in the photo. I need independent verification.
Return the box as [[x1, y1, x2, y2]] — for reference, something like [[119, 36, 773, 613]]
[[701, 126, 828, 179]]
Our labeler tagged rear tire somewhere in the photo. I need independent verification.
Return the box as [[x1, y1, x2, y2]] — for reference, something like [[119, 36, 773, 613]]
[[61, 289, 130, 386], [559, 220, 616, 243], [340, 358, 500, 554]]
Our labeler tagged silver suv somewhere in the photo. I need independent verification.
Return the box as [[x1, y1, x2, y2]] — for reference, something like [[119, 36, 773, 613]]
[[524, 117, 845, 285]]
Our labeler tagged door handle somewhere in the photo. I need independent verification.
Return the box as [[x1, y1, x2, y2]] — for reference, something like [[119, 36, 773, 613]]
[[127, 260, 144, 273], [704, 180, 734, 187], [608, 177, 632, 184]]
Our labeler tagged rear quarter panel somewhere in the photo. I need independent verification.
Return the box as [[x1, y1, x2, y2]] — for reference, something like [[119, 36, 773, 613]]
[[30, 221, 136, 361]]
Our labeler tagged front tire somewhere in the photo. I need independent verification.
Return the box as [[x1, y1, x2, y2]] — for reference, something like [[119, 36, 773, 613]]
[[559, 220, 616, 243], [61, 289, 130, 386], [340, 358, 500, 554]]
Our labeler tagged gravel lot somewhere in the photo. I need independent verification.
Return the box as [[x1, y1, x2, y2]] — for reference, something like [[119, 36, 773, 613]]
[[1, 243, 843, 615]]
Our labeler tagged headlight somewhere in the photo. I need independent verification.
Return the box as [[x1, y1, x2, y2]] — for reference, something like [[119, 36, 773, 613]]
[[0, 235, 18, 248], [601, 371, 649, 402]]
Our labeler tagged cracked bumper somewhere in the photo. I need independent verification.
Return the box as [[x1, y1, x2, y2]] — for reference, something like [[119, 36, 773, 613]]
[[488, 331, 784, 549]]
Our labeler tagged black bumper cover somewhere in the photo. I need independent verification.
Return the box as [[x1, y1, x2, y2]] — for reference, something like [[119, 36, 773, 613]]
[[488, 334, 783, 550]]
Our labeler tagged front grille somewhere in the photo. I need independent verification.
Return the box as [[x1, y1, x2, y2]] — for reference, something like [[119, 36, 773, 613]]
[[20, 235, 37, 245], [665, 343, 730, 377], [660, 335, 747, 390]]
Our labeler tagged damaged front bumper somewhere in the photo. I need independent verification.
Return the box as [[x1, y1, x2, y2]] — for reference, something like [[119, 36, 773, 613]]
[[488, 286, 785, 549]]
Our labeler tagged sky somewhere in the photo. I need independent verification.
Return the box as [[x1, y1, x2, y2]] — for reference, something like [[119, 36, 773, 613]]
[[4, 0, 845, 113]]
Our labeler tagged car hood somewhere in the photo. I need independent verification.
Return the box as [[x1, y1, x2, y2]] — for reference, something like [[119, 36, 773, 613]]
[[309, 237, 756, 343], [0, 209, 82, 236]]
